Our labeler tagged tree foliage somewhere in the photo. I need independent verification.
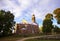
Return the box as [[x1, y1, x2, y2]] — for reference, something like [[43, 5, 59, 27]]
[[0, 10, 15, 36], [42, 13, 53, 34], [45, 13, 53, 20], [54, 25, 60, 33], [53, 8, 60, 24]]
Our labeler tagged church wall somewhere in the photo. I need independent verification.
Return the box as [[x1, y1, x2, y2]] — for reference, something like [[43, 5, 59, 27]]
[[16, 24, 39, 35]]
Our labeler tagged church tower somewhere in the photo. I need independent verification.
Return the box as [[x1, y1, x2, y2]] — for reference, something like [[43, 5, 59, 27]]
[[32, 14, 36, 23]]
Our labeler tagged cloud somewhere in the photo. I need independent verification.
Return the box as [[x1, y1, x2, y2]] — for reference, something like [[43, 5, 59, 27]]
[[0, 0, 60, 25], [40, 0, 50, 5], [23, 0, 51, 20], [0, 0, 30, 18], [0, 0, 50, 19]]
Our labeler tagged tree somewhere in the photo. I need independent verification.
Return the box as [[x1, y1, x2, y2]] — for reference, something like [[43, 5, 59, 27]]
[[54, 25, 60, 34], [42, 13, 53, 34], [0, 10, 15, 36], [53, 8, 60, 24], [45, 13, 53, 20]]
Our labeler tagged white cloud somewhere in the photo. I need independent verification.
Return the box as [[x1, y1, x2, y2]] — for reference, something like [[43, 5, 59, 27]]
[[18, 0, 31, 9], [0, 0, 58, 24], [0, 0, 49, 19], [39, 0, 50, 5], [33, 9, 44, 20], [0, 0, 30, 18]]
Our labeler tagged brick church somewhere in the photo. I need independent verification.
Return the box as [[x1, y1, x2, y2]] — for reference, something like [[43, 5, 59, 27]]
[[14, 14, 39, 34]]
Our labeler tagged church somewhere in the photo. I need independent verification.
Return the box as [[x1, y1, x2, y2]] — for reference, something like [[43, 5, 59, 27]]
[[14, 14, 39, 34]]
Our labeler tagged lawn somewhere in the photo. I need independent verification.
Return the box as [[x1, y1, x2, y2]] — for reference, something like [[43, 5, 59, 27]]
[[0, 35, 23, 41], [0, 34, 42, 41], [0, 34, 60, 41], [25, 39, 60, 41]]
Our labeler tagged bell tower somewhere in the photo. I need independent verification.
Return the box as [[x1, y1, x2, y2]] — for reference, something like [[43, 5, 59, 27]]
[[32, 14, 36, 23]]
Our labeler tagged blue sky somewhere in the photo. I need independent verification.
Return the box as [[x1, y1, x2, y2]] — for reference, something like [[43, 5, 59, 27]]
[[0, 0, 60, 26]]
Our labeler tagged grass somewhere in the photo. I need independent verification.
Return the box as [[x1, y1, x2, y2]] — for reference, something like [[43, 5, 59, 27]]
[[0, 34, 60, 41], [25, 39, 60, 41], [0, 34, 40, 41], [25, 34, 60, 41], [0, 34, 43, 41], [0, 35, 35, 41], [0, 35, 24, 41]]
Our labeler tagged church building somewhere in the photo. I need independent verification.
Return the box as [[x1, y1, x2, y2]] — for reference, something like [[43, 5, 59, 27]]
[[14, 14, 39, 34]]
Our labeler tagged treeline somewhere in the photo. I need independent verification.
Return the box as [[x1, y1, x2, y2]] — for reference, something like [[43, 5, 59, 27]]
[[42, 8, 60, 34], [0, 10, 15, 36]]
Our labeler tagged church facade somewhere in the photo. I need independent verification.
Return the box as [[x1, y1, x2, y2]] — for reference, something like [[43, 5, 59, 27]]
[[14, 14, 39, 34]]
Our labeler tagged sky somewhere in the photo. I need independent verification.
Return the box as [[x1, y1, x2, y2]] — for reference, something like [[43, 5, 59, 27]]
[[0, 0, 60, 27]]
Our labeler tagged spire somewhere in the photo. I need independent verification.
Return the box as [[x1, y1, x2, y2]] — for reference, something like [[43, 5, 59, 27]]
[[32, 14, 36, 23]]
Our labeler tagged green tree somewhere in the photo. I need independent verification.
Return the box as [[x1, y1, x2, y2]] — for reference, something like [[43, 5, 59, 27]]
[[42, 13, 53, 34], [53, 8, 60, 24], [54, 25, 60, 34], [0, 10, 15, 36], [45, 13, 53, 19]]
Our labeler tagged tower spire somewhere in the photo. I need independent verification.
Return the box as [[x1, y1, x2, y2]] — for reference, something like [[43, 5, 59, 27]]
[[32, 14, 36, 23]]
